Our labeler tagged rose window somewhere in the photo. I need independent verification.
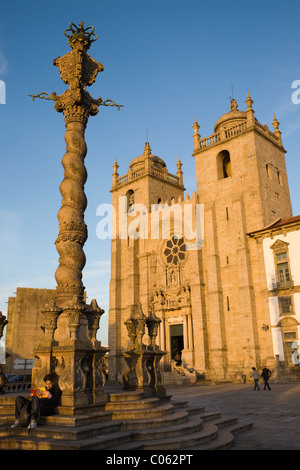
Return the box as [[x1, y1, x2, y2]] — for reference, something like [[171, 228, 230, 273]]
[[163, 236, 186, 266]]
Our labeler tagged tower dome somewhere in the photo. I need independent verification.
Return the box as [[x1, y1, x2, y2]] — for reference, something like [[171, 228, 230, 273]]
[[214, 98, 247, 133], [129, 140, 166, 170]]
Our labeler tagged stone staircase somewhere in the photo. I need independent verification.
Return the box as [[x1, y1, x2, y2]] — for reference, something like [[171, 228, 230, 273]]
[[0, 389, 252, 450]]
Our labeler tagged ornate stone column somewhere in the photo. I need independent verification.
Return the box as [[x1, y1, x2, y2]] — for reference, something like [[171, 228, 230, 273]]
[[31, 23, 120, 410]]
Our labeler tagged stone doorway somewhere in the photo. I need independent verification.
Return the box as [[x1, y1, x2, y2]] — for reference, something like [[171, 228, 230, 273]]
[[170, 324, 184, 364]]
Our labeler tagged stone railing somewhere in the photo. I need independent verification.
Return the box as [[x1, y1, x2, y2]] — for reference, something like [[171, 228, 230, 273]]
[[225, 122, 246, 138], [4, 380, 31, 393], [197, 118, 281, 151], [199, 133, 220, 149], [116, 165, 181, 188]]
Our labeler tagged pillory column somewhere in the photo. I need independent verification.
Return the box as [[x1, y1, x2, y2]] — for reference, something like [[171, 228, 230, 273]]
[[31, 23, 121, 409]]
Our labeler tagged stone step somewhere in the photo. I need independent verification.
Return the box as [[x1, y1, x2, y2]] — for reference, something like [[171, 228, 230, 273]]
[[107, 421, 220, 450], [0, 428, 134, 451], [106, 390, 145, 402], [207, 415, 238, 429], [183, 416, 253, 449], [132, 415, 203, 441], [104, 397, 159, 411], [0, 420, 219, 451], [121, 409, 189, 430], [224, 420, 253, 435], [196, 410, 222, 421], [109, 403, 174, 420], [142, 421, 219, 450], [174, 403, 206, 415], [0, 408, 114, 428], [4, 418, 123, 442], [0, 405, 14, 416], [185, 429, 234, 450]]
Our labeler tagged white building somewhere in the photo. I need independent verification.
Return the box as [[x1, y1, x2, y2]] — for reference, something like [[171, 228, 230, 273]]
[[248, 215, 300, 368]]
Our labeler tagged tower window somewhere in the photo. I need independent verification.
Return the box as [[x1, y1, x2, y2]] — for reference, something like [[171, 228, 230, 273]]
[[277, 170, 282, 185], [266, 164, 271, 179], [217, 150, 231, 179], [126, 189, 135, 213]]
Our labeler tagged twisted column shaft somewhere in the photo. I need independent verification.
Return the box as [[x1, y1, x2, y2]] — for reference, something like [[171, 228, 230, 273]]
[[55, 120, 88, 303]]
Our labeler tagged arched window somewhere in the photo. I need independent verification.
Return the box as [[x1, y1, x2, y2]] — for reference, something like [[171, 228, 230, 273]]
[[266, 164, 272, 179], [126, 189, 135, 213], [217, 150, 231, 179]]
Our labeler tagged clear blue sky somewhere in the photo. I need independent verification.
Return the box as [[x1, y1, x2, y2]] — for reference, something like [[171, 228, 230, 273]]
[[1, 0, 300, 345]]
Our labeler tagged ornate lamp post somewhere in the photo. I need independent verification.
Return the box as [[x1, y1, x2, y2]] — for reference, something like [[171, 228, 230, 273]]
[[31, 23, 121, 410]]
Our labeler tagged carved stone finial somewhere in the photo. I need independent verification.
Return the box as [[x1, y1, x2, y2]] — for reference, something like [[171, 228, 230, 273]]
[[272, 113, 280, 131], [144, 139, 152, 157], [64, 22, 97, 51], [245, 89, 254, 110], [230, 98, 238, 111]]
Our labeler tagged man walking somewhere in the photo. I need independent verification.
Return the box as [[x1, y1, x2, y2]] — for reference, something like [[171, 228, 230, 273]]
[[261, 366, 272, 390], [250, 367, 260, 391]]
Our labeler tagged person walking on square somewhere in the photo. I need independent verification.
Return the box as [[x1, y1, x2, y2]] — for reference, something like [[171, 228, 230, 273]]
[[250, 367, 260, 391], [261, 366, 272, 390]]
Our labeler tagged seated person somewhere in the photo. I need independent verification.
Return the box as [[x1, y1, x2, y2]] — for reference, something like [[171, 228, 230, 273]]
[[11, 373, 62, 430]]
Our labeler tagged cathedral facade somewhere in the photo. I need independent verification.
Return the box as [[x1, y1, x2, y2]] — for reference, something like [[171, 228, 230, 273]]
[[108, 92, 294, 383]]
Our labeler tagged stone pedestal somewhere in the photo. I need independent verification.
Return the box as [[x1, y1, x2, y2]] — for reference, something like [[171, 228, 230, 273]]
[[122, 303, 166, 398], [123, 348, 166, 398], [32, 299, 108, 411]]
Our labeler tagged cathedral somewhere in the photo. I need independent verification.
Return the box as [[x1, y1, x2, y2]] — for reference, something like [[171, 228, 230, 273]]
[[108, 92, 296, 383], [4, 92, 300, 384]]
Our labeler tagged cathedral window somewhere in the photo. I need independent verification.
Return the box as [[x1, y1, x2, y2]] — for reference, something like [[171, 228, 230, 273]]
[[126, 189, 135, 213], [217, 150, 231, 179], [163, 236, 186, 266]]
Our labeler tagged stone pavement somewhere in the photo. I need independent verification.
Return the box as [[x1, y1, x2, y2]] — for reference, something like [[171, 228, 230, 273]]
[[165, 382, 300, 450]]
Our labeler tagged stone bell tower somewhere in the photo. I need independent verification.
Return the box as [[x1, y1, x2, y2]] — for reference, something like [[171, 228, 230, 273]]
[[108, 140, 188, 381], [192, 92, 293, 380]]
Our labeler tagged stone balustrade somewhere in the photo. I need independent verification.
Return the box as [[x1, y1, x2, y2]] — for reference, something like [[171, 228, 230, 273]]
[[115, 165, 180, 188], [197, 118, 281, 151]]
